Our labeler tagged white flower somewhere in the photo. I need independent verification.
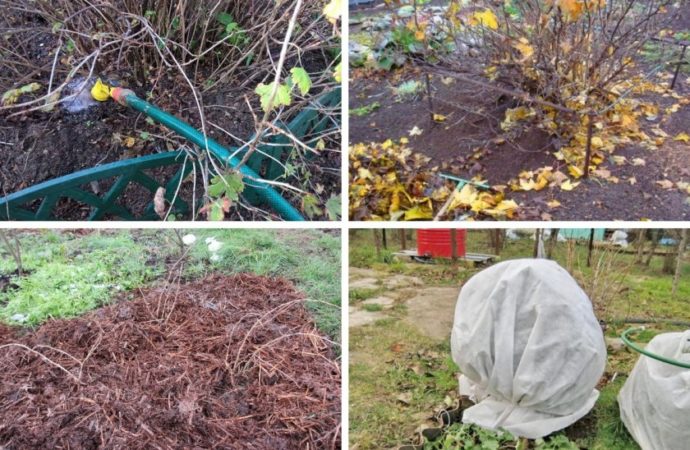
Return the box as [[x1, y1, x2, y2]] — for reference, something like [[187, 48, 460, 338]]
[[182, 234, 196, 245], [207, 240, 223, 253], [210, 253, 221, 262]]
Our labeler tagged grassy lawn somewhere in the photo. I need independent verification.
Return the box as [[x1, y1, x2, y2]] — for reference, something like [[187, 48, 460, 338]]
[[349, 229, 689, 449], [0, 229, 341, 345]]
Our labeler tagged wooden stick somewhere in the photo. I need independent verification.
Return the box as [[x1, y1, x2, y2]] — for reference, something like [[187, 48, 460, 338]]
[[583, 111, 595, 180]]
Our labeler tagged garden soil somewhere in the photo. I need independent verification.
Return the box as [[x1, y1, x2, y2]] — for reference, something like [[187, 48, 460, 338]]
[[349, 5, 690, 221], [0, 273, 341, 449]]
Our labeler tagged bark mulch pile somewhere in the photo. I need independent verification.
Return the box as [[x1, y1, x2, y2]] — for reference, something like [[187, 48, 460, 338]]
[[0, 273, 341, 449]]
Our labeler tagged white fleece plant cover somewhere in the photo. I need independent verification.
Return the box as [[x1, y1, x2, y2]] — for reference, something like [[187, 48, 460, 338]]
[[618, 331, 690, 450], [450, 259, 606, 439]]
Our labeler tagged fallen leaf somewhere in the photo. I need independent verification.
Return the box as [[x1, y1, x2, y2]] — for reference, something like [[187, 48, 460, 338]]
[[404, 204, 433, 220], [629, 176, 637, 185], [632, 158, 646, 166], [674, 132, 690, 143], [153, 187, 167, 219], [547, 199, 561, 208], [408, 126, 423, 137], [124, 136, 136, 148], [593, 168, 611, 179], [656, 179, 675, 189], [611, 155, 627, 165], [560, 180, 580, 191], [396, 392, 412, 405]]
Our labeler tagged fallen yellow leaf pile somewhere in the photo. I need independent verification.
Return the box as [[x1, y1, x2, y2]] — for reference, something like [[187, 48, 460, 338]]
[[456, 1, 690, 195], [349, 139, 519, 221], [501, 74, 689, 193]]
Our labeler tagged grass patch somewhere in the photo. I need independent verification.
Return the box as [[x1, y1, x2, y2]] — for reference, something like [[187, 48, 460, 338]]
[[350, 287, 383, 302], [0, 231, 162, 326], [586, 378, 639, 450], [362, 303, 383, 312], [351, 101, 381, 116], [350, 319, 458, 449]]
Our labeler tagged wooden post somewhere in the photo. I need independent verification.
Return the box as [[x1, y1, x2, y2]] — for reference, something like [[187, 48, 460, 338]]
[[583, 111, 595, 179], [587, 229, 595, 268], [399, 229, 407, 250], [382, 229, 387, 249], [635, 229, 646, 264], [547, 228, 560, 259], [671, 45, 688, 90], [672, 229, 688, 297], [373, 230, 382, 260], [533, 229, 541, 258]]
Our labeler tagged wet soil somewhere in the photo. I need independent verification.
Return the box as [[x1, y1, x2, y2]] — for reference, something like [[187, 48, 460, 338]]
[[0, 273, 341, 449], [349, 5, 690, 221]]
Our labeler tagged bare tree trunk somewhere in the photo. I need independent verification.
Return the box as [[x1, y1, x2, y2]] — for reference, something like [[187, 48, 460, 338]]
[[672, 229, 688, 297], [645, 229, 660, 266], [547, 228, 560, 259], [587, 229, 595, 268], [399, 229, 407, 250], [450, 229, 458, 264], [664, 231, 680, 275], [382, 229, 387, 249], [373, 230, 382, 260], [533, 229, 542, 258], [635, 229, 646, 264], [488, 230, 505, 255]]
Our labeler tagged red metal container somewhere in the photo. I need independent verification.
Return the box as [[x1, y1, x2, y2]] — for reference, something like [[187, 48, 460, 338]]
[[416, 229, 467, 259]]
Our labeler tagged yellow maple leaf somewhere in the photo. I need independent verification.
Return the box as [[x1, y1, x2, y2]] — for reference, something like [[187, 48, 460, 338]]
[[124, 136, 136, 148], [404, 204, 433, 221], [674, 132, 690, 143], [514, 38, 534, 61], [568, 165, 584, 179], [433, 114, 447, 123], [470, 9, 499, 30], [560, 180, 580, 191]]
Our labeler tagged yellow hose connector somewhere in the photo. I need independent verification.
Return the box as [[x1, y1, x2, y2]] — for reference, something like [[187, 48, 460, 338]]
[[90, 78, 111, 101]]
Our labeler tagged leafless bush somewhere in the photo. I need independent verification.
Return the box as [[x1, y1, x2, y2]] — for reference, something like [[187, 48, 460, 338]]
[[0, 0, 338, 93], [442, 0, 674, 109], [570, 243, 632, 318]]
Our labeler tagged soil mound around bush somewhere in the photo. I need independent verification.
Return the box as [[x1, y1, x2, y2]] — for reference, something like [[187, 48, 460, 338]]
[[0, 273, 341, 449]]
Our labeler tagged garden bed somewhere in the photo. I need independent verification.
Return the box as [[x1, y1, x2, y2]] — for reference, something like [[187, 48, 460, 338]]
[[349, 2, 690, 221], [0, 273, 341, 449]]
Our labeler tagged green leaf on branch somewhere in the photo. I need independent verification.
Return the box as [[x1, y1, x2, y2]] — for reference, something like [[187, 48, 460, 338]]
[[325, 195, 341, 221], [255, 82, 292, 112], [216, 12, 234, 26], [290, 67, 312, 96], [208, 172, 244, 201], [302, 194, 323, 219]]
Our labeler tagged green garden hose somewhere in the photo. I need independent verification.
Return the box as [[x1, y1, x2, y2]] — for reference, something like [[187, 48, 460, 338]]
[[109, 87, 304, 221], [621, 327, 690, 369]]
